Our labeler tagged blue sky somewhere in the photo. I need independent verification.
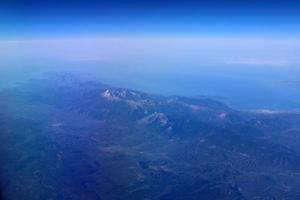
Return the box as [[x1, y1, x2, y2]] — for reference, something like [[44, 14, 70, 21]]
[[1, 0, 300, 38]]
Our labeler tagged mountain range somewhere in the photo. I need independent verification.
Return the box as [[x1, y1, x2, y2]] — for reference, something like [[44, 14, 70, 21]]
[[1, 73, 300, 200]]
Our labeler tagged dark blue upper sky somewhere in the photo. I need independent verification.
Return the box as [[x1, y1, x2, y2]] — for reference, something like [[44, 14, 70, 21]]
[[1, 0, 300, 38]]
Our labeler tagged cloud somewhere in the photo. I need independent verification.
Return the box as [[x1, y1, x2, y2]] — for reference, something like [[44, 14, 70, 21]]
[[225, 58, 299, 67], [1, 37, 300, 69]]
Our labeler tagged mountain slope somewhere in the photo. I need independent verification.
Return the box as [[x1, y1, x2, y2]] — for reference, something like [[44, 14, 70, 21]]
[[1, 73, 300, 200]]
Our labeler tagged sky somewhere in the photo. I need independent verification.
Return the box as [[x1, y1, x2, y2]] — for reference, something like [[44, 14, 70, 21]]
[[0, 0, 300, 38], [1, 0, 300, 109]]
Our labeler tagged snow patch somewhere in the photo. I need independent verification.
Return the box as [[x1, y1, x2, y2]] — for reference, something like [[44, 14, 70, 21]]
[[219, 112, 227, 119], [139, 112, 170, 127], [101, 89, 120, 101]]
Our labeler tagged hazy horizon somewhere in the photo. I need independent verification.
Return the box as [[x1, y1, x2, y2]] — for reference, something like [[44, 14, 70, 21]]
[[1, 37, 300, 109]]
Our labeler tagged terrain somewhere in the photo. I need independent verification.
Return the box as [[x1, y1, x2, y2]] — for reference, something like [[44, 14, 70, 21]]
[[1, 73, 300, 200]]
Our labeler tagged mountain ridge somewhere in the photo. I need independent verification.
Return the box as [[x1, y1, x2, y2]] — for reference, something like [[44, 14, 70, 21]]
[[1, 72, 300, 199]]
